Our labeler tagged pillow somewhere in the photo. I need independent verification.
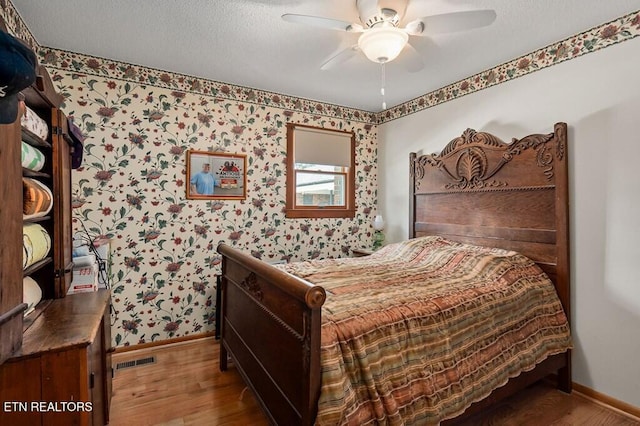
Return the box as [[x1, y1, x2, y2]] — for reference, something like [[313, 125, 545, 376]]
[[23, 276, 43, 316], [23, 177, 53, 219], [21, 105, 49, 140], [23, 223, 52, 269], [21, 141, 45, 171]]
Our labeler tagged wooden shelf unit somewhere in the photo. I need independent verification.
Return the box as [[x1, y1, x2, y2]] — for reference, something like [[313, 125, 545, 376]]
[[0, 29, 113, 425]]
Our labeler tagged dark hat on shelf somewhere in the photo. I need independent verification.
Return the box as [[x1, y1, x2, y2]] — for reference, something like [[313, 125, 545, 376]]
[[68, 118, 86, 169], [0, 31, 37, 124]]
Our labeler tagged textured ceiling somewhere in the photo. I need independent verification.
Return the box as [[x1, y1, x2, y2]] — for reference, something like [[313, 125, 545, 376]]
[[10, 0, 640, 112]]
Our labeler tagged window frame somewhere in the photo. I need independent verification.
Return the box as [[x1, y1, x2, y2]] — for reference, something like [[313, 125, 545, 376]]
[[285, 123, 356, 219]]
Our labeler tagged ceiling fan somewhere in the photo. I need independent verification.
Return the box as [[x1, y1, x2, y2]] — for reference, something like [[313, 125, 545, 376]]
[[282, 0, 497, 73]]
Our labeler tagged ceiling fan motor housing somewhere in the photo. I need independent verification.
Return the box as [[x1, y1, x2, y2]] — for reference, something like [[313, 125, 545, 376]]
[[358, 0, 408, 28]]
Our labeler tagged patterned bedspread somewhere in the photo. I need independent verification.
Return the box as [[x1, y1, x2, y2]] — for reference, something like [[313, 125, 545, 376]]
[[279, 236, 572, 425]]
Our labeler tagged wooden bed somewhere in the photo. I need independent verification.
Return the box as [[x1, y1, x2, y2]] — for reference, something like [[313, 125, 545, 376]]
[[217, 122, 571, 425]]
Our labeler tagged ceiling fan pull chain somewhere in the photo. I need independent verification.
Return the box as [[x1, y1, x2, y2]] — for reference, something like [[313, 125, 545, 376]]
[[381, 62, 387, 110]]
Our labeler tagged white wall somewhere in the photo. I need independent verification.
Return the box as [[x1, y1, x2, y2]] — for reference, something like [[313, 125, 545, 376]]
[[378, 37, 640, 407]]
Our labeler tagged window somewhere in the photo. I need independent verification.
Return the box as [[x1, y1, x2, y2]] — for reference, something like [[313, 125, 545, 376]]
[[285, 123, 355, 218]]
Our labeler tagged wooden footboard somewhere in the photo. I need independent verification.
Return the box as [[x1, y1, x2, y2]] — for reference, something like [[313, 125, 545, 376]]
[[217, 243, 325, 426]]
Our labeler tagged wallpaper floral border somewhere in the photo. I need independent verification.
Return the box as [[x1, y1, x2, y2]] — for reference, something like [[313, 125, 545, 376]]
[[0, 0, 37, 50], [38, 48, 379, 125], [378, 10, 640, 123]]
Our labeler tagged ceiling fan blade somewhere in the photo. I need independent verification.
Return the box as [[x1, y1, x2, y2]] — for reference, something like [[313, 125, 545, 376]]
[[401, 42, 424, 73], [356, 0, 380, 24], [282, 13, 363, 32], [320, 45, 360, 70], [405, 9, 496, 36]]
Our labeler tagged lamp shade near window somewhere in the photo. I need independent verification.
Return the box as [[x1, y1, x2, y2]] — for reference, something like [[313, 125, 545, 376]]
[[373, 214, 385, 231], [372, 214, 385, 250]]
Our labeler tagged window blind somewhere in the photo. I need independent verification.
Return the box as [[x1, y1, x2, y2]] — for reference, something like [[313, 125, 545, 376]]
[[294, 127, 351, 167]]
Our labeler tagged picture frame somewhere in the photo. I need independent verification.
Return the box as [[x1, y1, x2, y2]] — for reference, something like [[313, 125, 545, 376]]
[[186, 150, 247, 200]]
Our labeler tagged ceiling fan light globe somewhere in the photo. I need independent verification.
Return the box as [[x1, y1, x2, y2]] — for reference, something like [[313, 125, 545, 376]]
[[358, 27, 409, 63]]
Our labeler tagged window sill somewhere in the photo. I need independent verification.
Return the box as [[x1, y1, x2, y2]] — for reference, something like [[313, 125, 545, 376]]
[[285, 208, 355, 219]]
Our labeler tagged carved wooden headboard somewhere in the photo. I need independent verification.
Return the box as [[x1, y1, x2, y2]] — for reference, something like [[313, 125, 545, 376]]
[[409, 122, 570, 318]]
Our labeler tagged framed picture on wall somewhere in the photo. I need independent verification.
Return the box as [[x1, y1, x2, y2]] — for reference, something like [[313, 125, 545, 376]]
[[186, 150, 247, 200]]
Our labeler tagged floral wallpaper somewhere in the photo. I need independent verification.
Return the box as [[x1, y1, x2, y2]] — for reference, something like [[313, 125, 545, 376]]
[[37, 66, 378, 347], [2, 0, 639, 348]]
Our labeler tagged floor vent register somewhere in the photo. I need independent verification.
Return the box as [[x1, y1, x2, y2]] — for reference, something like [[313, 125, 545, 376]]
[[115, 356, 156, 370]]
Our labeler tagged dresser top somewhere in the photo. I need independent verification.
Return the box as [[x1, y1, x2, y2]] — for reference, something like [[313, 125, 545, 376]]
[[11, 290, 110, 359]]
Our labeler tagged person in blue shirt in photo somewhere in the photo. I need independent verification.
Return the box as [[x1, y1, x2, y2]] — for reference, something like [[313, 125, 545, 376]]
[[190, 163, 219, 195]]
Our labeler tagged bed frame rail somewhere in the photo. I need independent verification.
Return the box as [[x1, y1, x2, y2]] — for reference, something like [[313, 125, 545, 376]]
[[217, 243, 325, 425]]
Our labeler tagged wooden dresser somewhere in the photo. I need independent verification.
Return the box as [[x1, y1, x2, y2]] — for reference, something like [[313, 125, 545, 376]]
[[0, 291, 112, 426]]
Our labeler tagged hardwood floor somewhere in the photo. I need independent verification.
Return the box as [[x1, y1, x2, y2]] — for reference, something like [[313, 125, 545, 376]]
[[109, 337, 640, 426], [109, 337, 267, 426]]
